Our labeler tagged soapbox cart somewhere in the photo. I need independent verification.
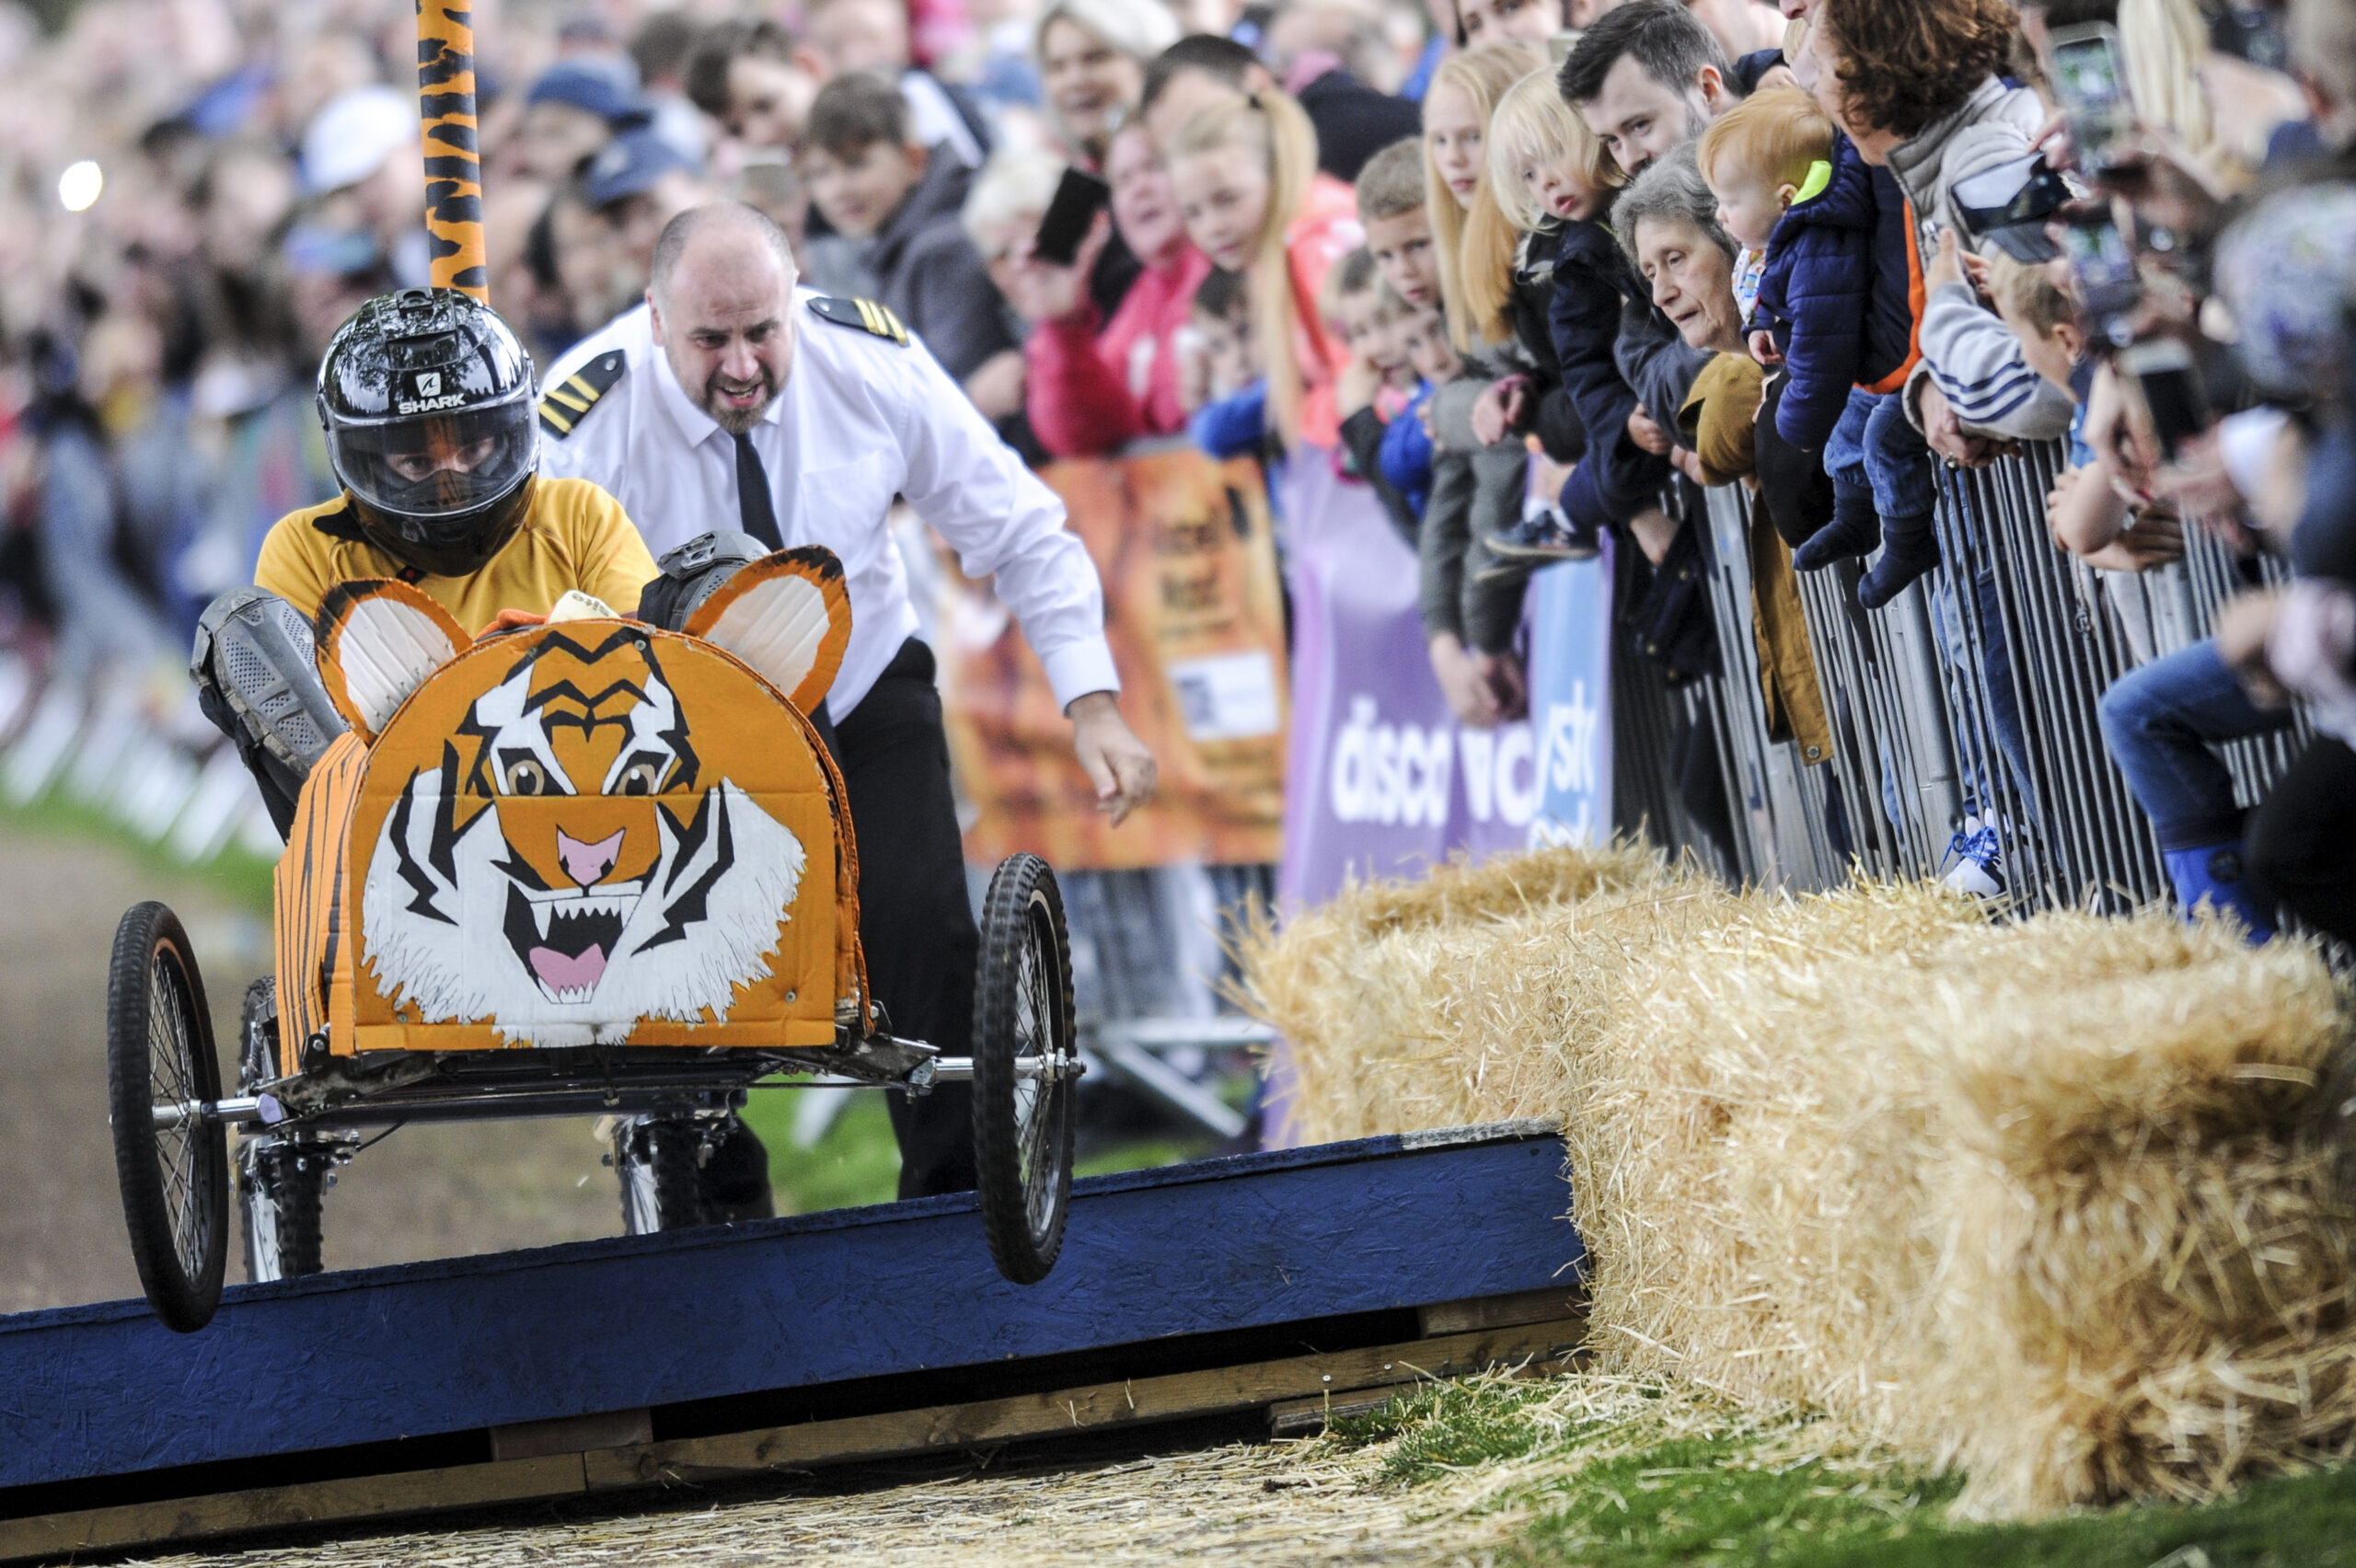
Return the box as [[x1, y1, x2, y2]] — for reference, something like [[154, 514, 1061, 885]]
[[105, 549, 1080, 1332]]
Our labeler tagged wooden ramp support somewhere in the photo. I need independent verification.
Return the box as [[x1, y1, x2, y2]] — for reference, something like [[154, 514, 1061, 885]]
[[0, 1123, 1583, 1562]]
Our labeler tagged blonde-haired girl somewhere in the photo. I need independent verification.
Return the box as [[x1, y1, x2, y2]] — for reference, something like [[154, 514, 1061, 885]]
[[1484, 68, 1620, 236], [1167, 87, 1362, 450], [1422, 41, 1542, 356], [1480, 69, 1677, 570]]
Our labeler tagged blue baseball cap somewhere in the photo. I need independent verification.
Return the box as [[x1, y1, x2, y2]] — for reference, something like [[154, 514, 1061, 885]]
[[527, 58, 648, 128], [582, 126, 698, 207]]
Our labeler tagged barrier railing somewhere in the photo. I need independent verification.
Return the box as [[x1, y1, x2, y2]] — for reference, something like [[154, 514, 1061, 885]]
[[1626, 441, 2308, 913]]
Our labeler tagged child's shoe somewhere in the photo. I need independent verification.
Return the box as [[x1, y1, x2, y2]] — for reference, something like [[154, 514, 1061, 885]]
[[1856, 510, 1941, 609]]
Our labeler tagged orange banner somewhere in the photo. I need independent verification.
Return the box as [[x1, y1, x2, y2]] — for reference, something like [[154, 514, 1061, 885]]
[[939, 444, 1288, 870]]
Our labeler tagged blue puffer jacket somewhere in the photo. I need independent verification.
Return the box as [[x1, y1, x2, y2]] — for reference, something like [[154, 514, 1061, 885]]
[[1753, 132, 1890, 451]]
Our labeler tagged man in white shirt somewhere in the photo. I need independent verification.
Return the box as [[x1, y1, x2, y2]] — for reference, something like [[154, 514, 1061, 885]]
[[541, 201, 1155, 1198]]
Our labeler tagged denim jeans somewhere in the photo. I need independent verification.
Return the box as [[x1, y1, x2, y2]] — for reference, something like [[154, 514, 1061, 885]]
[[2096, 639, 2292, 847], [1824, 388, 1936, 524], [1932, 566, 2039, 828]]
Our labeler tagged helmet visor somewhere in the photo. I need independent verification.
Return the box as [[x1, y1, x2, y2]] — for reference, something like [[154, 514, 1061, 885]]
[[328, 398, 537, 536]]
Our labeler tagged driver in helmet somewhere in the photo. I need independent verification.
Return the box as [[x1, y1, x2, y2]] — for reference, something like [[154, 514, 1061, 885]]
[[193, 287, 658, 835]]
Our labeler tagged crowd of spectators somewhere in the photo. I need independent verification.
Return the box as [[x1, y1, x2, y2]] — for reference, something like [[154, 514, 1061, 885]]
[[6, 0, 2353, 949]]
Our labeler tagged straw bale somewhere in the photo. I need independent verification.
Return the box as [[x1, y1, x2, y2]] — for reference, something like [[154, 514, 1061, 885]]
[[1236, 848, 2356, 1517]]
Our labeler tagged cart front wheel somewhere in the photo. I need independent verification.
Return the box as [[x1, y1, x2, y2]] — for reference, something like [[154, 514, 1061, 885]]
[[615, 1115, 708, 1234], [237, 977, 326, 1283], [971, 853, 1078, 1285], [106, 901, 228, 1332]]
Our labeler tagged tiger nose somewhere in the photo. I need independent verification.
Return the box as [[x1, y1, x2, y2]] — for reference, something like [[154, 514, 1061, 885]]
[[557, 828, 624, 886]]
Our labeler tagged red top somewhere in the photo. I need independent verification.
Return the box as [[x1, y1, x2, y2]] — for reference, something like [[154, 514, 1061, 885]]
[[1025, 243, 1215, 459], [1285, 174, 1364, 451]]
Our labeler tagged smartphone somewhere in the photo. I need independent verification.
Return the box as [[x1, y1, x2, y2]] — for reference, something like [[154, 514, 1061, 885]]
[[2061, 216, 2140, 347], [2046, 23, 2134, 173], [2119, 337, 2213, 462], [1033, 167, 1111, 268]]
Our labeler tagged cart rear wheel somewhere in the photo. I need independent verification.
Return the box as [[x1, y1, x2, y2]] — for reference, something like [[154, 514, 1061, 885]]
[[971, 854, 1078, 1285], [106, 901, 228, 1332], [236, 978, 325, 1283], [616, 1115, 707, 1234]]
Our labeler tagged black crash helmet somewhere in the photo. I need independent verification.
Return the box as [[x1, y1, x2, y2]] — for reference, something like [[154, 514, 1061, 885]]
[[316, 289, 539, 578]]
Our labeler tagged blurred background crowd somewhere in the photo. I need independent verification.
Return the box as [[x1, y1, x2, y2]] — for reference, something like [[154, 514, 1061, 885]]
[[6, 0, 2354, 974]]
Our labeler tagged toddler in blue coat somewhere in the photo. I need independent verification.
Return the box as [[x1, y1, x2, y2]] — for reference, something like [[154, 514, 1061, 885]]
[[1701, 88, 1935, 610]]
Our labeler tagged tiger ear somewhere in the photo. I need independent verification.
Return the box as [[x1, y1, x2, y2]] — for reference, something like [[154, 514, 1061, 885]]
[[315, 580, 473, 741], [683, 546, 853, 714]]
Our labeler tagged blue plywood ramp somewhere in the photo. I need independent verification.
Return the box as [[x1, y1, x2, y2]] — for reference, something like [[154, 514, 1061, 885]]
[[0, 1122, 1577, 1499]]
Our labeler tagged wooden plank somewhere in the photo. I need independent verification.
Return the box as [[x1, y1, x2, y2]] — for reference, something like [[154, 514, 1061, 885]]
[[582, 1319, 1584, 1490], [0, 1454, 585, 1562], [0, 1129, 1575, 1493], [1416, 1286, 1587, 1338], [0, 1320, 1583, 1562], [491, 1409, 651, 1462], [1265, 1389, 1421, 1437]]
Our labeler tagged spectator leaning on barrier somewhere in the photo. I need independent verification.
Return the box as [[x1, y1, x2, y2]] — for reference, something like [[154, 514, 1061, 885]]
[[1000, 121, 1214, 457], [1556, 4, 1732, 567], [1617, 141, 1836, 769]]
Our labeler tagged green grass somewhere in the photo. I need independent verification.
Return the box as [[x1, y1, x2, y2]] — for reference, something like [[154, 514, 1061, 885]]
[[1075, 1136, 1220, 1178], [1331, 1378, 2356, 1568], [1, 789, 277, 912], [737, 1088, 905, 1213]]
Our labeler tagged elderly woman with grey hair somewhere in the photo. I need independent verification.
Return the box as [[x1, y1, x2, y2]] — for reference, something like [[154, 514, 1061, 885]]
[[1035, 0, 1179, 169], [1615, 143, 1749, 359]]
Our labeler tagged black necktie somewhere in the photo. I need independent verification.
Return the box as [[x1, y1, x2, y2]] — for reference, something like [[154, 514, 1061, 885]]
[[733, 432, 782, 549]]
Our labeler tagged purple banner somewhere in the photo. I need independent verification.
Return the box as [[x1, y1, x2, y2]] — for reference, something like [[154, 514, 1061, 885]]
[[1275, 452, 1536, 914]]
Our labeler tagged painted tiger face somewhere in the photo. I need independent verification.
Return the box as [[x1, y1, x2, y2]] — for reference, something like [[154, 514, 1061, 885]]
[[360, 627, 805, 1046]]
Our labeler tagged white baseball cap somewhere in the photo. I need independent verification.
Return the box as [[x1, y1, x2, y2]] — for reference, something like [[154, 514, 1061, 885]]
[[302, 85, 418, 195]]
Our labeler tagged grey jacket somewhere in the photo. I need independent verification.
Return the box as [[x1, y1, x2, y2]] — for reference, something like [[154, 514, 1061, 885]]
[[1615, 296, 1715, 438], [1888, 78, 2075, 441]]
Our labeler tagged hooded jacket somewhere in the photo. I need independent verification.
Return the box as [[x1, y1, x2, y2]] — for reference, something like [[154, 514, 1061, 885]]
[[1752, 133, 1881, 450], [864, 148, 1018, 385]]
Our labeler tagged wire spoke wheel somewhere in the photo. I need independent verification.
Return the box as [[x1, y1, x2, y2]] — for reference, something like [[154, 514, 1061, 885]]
[[972, 854, 1077, 1285], [106, 902, 228, 1332], [236, 977, 327, 1284]]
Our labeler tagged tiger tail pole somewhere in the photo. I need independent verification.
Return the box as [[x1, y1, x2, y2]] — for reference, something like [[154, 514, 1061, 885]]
[[416, 0, 489, 301]]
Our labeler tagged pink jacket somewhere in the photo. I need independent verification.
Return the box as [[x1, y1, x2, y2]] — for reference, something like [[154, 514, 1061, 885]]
[[1025, 245, 1215, 460]]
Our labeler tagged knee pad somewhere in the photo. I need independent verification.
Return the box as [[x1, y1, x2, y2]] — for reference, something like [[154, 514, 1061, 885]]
[[191, 588, 347, 777], [637, 531, 771, 632]]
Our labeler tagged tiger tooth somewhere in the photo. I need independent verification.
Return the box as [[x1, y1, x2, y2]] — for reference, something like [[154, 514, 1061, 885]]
[[534, 900, 554, 940]]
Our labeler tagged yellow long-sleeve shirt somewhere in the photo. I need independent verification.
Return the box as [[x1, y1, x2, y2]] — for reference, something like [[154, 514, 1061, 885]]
[[255, 477, 658, 636]]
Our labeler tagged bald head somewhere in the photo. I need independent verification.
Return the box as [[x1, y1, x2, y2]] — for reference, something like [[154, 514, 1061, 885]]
[[650, 201, 799, 308], [647, 202, 803, 434]]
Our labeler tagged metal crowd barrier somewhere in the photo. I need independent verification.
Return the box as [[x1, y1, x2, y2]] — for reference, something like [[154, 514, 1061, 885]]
[[1613, 442, 2308, 915]]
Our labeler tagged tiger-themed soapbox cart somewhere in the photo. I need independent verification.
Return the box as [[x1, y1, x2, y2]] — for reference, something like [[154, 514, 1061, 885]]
[[106, 548, 1080, 1332]]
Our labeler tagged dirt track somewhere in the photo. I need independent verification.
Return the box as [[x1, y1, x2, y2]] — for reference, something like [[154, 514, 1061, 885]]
[[0, 826, 621, 1314], [128, 1431, 1476, 1568]]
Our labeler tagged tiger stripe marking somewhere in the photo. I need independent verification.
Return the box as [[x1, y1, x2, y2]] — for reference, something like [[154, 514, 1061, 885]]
[[417, 0, 488, 299]]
